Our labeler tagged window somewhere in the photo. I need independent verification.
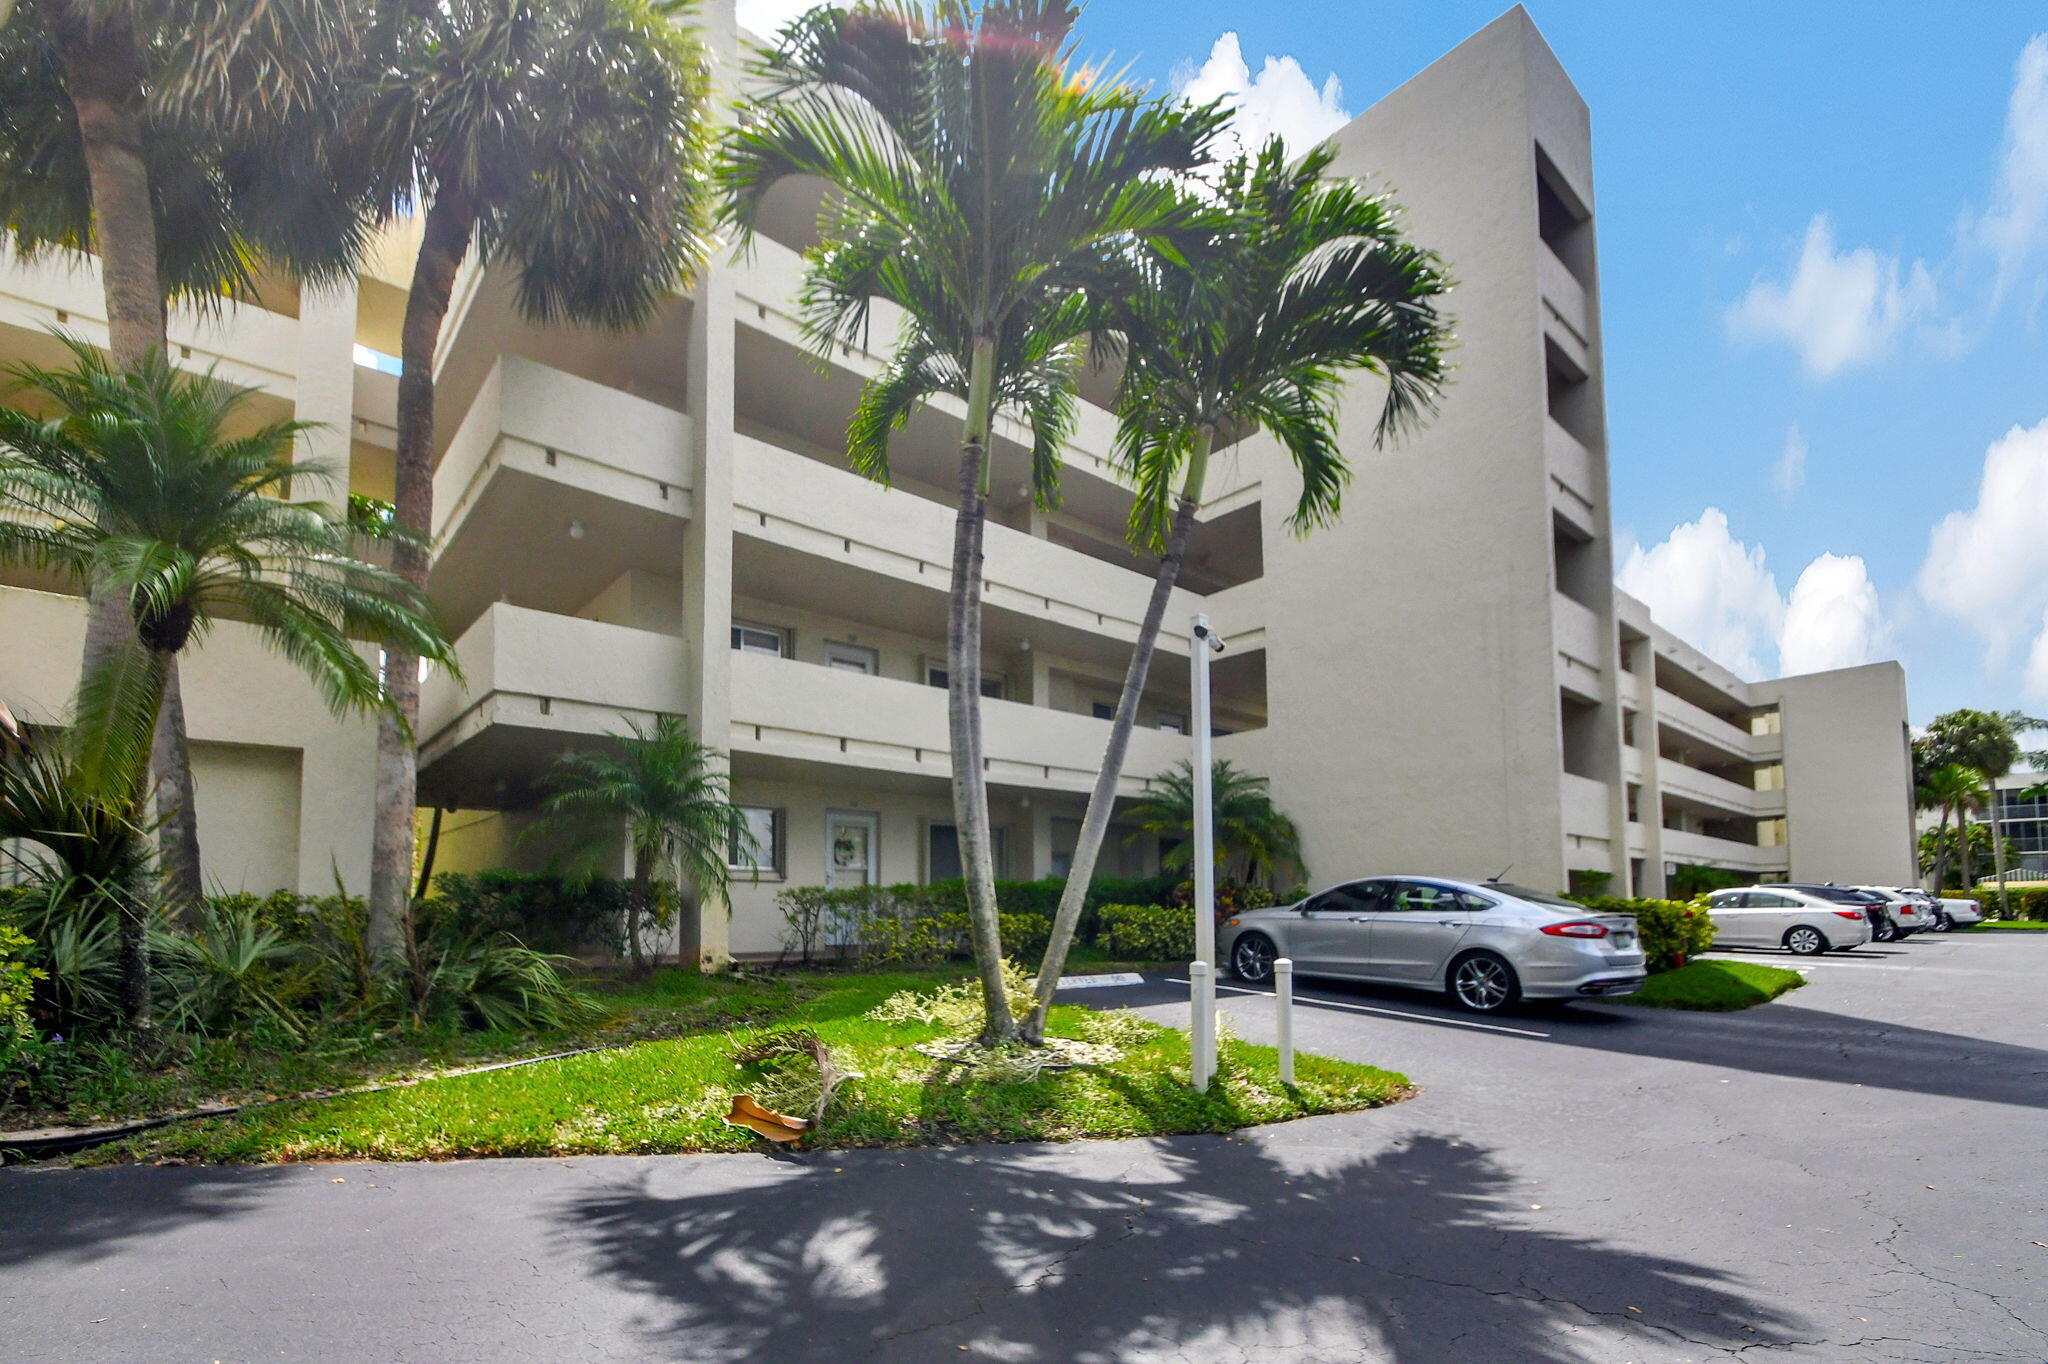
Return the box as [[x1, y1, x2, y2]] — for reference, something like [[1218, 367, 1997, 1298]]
[[731, 622, 787, 656], [1305, 881, 1385, 914], [1091, 701, 1116, 720], [926, 665, 1005, 700], [1389, 882, 1463, 913], [928, 823, 1008, 880], [730, 806, 782, 875], [825, 641, 879, 674]]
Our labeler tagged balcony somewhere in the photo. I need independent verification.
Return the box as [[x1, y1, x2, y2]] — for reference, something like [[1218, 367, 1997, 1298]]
[[1560, 773, 1613, 840], [1539, 241, 1591, 366], [429, 356, 694, 632], [418, 604, 691, 804], [1553, 592, 1605, 700], [1655, 688, 1778, 764], [732, 431, 1224, 655], [728, 649, 1185, 796], [1659, 827, 1789, 873], [1657, 758, 1787, 820], [1545, 417, 1599, 529]]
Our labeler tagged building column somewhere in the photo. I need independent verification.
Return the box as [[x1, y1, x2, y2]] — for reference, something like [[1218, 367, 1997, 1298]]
[[294, 280, 359, 493]]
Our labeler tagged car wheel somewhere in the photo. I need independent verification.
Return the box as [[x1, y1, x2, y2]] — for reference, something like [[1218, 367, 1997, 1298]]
[[1448, 951, 1521, 1014], [1784, 925, 1826, 955], [1230, 932, 1278, 984], [1872, 917, 1896, 943], [1933, 911, 1953, 932]]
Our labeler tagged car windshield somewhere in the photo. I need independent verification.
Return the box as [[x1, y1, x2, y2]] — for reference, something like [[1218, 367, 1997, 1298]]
[[1488, 883, 1583, 910], [1789, 884, 1878, 905]]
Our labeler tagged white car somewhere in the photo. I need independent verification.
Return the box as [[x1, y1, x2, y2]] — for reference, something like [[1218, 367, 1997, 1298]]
[[1932, 895, 1985, 930], [1703, 886, 1874, 955], [1852, 886, 1937, 938]]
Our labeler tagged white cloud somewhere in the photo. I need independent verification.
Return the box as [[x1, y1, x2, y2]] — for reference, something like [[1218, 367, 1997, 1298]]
[[735, 0, 812, 41], [1726, 216, 1936, 379], [1617, 509, 1785, 680], [1917, 416, 2048, 668], [1976, 35, 2048, 298], [1771, 423, 1807, 500], [1619, 508, 1889, 680], [1780, 553, 1887, 675], [1173, 33, 1350, 157]]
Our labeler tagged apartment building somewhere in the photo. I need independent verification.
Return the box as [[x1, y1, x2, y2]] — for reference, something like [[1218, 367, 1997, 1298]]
[[0, 6, 1917, 959]]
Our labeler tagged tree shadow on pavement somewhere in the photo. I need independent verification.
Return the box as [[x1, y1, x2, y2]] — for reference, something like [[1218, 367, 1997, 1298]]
[[0, 1163, 275, 1270], [555, 1131, 1804, 1362]]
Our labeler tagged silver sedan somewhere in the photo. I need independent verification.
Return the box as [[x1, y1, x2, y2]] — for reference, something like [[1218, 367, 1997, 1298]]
[[1704, 886, 1873, 954], [1221, 878, 1647, 1013]]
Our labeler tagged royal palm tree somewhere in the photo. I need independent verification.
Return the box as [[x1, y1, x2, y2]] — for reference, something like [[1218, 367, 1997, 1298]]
[[1027, 142, 1449, 1038], [1924, 709, 2025, 913], [721, 0, 1222, 1043], [0, 340, 457, 920], [1, 0, 377, 903], [529, 716, 750, 974], [1919, 762, 1982, 892], [342, 0, 717, 968], [1123, 758, 1304, 889]]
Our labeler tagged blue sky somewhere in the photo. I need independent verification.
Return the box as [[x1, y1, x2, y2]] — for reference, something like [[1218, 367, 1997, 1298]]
[[738, 3, 2048, 724]]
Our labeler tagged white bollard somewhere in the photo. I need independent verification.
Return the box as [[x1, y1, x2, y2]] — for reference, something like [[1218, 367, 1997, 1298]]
[[1274, 957, 1295, 1086], [1190, 959, 1216, 1092]]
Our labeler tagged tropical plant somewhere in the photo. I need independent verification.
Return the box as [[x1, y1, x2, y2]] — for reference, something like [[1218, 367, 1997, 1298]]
[[528, 716, 750, 974], [1923, 709, 2029, 915], [342, 0, 718, 970], [1123, 758, 1304, 889], [0, 340, 456, 916], [1029, 140, 1450, 1038], [720, 0, 1222, 1042], [1917, 761, 1984, 891], [1918, 819, 2001, 882], [0, 731, 154, 1028], [151, 898, 308, 1038]]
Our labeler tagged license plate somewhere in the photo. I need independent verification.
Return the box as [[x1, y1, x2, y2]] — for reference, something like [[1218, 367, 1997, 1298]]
[[1613, 931, 1635, 949]]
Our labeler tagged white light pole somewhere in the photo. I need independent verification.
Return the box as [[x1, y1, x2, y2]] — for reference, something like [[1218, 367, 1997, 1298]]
[[1189, 612, 1226, 1090]]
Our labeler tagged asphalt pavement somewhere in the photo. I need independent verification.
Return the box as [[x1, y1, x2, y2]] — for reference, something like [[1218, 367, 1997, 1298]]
[[4, 932, 2044, 1362]]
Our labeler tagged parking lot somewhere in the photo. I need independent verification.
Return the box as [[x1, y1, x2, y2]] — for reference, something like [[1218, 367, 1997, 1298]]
[[3, 933, 2044, 1362]]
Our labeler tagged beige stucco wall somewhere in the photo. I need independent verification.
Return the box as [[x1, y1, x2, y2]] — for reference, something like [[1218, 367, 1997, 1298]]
[[1751, 663, 1915, 886]]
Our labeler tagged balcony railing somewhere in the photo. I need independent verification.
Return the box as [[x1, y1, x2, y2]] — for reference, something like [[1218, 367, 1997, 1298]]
[[1654, 688, 1777, 763], [1658, 826, 1788, 872], [1656, 757, 1787, 820], [728, 649, 1184, 794], [434, 355, 693, 545]]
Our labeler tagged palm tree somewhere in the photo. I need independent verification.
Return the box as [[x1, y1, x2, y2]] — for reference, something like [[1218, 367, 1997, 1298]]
[[528, 716, 751, 974], [1919, 762, 1982, 891], [341, 0, 717, 968], [720, 0, 1222, 1043], [1027, 142, 1450, 1038], [1924, 709, 2025, 914], [1, 0, 378, 905], [1123, 758, 1304, 889], [0, 340, 457, 921]]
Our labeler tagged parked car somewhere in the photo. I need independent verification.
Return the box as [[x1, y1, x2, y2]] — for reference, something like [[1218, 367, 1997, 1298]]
[[1839, 885, 1934, 939], [1222, 877, 1646, 1014], [1702, 886, 1873, 954], [1906, 891, 1985, 931], [1778, 882, 1923, 941]]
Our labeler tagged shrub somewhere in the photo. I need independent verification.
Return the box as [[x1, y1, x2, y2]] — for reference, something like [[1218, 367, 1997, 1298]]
[[424, 870, 636, 957], [1, 917, 42, 1046], [1097, 903, 1194, 961], [419, 934, 596, 1033], [1971, 886, 2048, 921], [1166, 880, 1274, 915], [1575, 895, 1717, 973]]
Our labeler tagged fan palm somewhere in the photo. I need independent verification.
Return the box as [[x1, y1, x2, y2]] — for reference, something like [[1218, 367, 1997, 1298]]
[[529, 716, 751, 974], [343, 0, 717, 969], [721, 0, 1222, 1042], [0, 339, 457, 921], [1123, 758, 1304, 888], [1028, 141, 1450, 1038]]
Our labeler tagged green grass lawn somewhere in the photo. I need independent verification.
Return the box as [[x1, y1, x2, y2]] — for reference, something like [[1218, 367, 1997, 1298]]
[[71, 972, 1410, 1164], [1976, 920, 2048, 930], [1614, 959, 1806, 1011]]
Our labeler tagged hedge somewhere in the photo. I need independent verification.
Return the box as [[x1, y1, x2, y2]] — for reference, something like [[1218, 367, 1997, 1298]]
[[1097, 903, 1194, 962], [1968, 886, 2048, 921], [1573, 895, 1718, 973]]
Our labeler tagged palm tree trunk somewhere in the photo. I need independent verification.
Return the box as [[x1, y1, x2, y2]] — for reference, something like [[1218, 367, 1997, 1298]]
[[1028, 431, 1212, 1043], [628, 849, 650, 975], [951, 335, 1014, 1045], [1956, 803, 1973, 890], [1987, 779, 2012, 918], [368, 192, 477, 970], [47, 1, 162, 371], [150, 656, 203, 918], [115, 882, 152, 1033], [1930, 802, 1952, 891]]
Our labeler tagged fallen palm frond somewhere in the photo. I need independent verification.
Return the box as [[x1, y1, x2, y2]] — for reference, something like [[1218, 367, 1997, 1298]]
[[725, 1027, 857, 1142]]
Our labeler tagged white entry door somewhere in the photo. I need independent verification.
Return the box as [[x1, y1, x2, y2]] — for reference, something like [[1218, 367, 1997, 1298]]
[[825, 812, 879, 890]]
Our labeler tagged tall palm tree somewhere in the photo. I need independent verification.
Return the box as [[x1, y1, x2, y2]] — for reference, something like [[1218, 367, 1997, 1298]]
[[0, 340, 457, 917], [1924, 709, 2024, 914], [1919, 762, 1982, 892], [1123, 758, 1305, 889], [721, 0, 1222, 1043], [1, 0, 377, 905], [342, 0, 717, 968], [529, 716, 750, 974], [1027, 142, 1450, 1038]]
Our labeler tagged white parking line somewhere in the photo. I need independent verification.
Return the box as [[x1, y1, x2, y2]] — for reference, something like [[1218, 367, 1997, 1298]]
[[1164, 977, 1552, 1039]]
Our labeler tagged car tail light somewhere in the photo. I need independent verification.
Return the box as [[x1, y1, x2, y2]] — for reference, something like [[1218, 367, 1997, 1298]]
[[1833, 910, 1864, 920], [1541, 921, 1610, 938], [1225, 918, 1240, 928]]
